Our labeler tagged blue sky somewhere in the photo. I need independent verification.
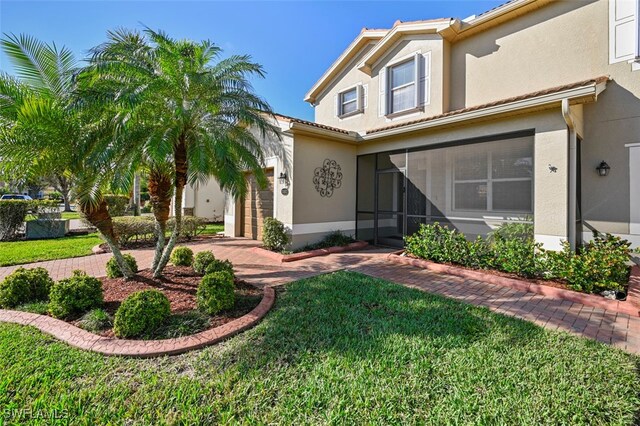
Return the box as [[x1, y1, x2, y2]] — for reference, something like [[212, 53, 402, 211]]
[[1, 1, 504, 121]]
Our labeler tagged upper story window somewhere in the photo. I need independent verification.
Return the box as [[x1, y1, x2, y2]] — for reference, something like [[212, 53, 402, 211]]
[[379, 51, 430, 117], [389, 59, 416, 113], [337, 85, 364, 118]]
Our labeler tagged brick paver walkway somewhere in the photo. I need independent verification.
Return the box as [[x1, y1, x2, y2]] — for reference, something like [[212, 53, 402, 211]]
[[0, 237, 638, 355]]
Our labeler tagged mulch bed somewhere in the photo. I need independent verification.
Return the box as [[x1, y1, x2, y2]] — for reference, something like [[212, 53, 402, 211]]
[[68, 266, 263, 338]]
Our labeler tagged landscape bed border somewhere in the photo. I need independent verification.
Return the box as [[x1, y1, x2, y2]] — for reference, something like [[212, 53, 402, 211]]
[[0, 285, 275, 357], [253, 241, 369, 262], [388, 252, 640, 317]]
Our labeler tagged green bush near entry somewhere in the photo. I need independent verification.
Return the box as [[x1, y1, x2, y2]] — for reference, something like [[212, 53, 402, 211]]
[[262, 217, 290, 252]]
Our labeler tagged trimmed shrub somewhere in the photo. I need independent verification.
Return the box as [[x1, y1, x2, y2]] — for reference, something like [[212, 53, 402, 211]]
[[0, 267, 54, 308], [171, 216, 207, 240], [0, 200, 29, 241], [204, 259, 234, 276], [404, 222, 471, 266], [262, 217, 290, 252], [79, 308, 112, 333], [492, 235, 541, 278], [48, 270, 103, 319], [113, 216, 155, 245], [104, 194, 129, 217], [539, 233, 632, 293], [105, 254, 138, 278], [170, 246, 194, 266], [113, 290, 171, 338], [193, 251, 216, 275], [197, 271, 235, 315]]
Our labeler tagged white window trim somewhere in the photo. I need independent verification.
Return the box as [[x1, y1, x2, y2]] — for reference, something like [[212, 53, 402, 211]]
[[450, 151, 534, 214], [336, 83, 365, 118], [384, 50, 431, 118]]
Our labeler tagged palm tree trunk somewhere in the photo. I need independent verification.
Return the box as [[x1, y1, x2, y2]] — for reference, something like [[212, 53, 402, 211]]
[[79, 198, 134, 279], [148, 168, 172, 271], [153, 140, 187, 277]]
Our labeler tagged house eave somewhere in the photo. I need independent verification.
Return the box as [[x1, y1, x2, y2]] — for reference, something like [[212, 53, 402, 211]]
[[304, 29, 388, 105], [362, 80, 606, 140], [285, 122, 360, 144]]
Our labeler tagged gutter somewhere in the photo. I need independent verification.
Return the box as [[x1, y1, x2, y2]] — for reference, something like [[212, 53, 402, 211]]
[[562, 98, 578, 251]]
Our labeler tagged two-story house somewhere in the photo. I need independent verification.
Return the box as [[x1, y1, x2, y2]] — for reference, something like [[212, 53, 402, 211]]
[[211, 0, 640, 251]]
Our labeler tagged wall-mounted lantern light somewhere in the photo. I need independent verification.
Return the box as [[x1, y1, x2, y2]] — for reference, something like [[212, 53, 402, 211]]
[[278, 172, 288, 185], [596, 160, 610, 177]]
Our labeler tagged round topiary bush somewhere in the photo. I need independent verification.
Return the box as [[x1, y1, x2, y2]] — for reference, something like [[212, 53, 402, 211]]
[[48, 270, 103, 319], [193, 251, 216, 275], [170, 246, 194, 267], [105, 254, 138, 278], [0, 267, 54, 308], [197, 271, 235, 315], [204, 259, 234, 276], [113, 289, 171, 338]]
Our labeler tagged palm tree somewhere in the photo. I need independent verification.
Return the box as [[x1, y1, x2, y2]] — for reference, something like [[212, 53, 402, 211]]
[[85, 28, 280, 277], [0, 34, 135, 278]]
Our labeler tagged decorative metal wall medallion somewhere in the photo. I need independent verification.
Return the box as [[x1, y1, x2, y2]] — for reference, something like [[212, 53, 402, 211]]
[[313, 159, 342, 197]]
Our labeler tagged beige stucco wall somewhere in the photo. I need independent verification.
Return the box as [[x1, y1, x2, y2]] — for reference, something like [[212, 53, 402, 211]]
[[448, 0, 640, 237], [315, 35, 447, 133], [224, 123, 295, 238], [290, 135, 357, 248]]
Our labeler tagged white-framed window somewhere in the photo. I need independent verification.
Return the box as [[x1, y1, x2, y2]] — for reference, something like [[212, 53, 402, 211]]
[[452, 143, 533, 213], [609, 0, 640, 64], [389, 59, 416, 114], [379, 51, 430, 117], [337, 85, 364, 118]]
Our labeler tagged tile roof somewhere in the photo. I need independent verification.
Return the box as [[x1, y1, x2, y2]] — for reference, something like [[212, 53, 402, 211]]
[[366, 76, 609, 135], [273, 113, 351, 135]]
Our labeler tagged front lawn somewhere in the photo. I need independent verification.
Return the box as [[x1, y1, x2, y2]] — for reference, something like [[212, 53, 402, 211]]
[[0, 271, 637, 424], [0, 233, 102, 266]]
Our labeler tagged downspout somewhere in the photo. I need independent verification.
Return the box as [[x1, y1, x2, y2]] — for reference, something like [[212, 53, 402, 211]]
[[562, 98, 577, 251]]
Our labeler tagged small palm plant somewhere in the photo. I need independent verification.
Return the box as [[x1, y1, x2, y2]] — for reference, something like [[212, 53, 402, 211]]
[[84, 27, 280, 277]]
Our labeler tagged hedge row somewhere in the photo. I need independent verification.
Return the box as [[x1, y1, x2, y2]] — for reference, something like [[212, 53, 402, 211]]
[[404, 222, 633, 294]]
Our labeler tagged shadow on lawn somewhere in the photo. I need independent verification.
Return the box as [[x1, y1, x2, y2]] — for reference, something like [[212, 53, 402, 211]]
[[216, 271, 549, 370]]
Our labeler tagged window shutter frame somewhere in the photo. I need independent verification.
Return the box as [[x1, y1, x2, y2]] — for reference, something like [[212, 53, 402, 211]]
[[609, 0, 638, 63], [334, 93, 340, 117], [379, 66, 388, 117], [356, 84, 364, 113], [413, 52, 420, 109]]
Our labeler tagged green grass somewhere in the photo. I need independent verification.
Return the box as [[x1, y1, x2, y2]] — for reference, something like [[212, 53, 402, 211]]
[[60, 211, 81, 220], [0, 271, 637, 424], [200, 222, 224, 235], [0, 233, 102, 266]]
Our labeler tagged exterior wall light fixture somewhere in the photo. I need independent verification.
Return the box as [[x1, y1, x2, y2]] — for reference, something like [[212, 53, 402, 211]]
[[596, 160, 610, 177]]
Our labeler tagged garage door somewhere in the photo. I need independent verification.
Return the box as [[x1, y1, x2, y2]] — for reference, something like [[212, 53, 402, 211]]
[[241, 169, 274, 240]]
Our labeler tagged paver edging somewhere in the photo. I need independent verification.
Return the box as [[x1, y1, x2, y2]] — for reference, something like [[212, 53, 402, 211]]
[[388, 253, 640, 318], [252, 241, 369, 262], [0, 286, 275, 358]]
